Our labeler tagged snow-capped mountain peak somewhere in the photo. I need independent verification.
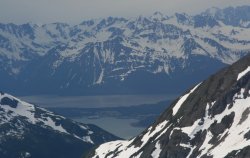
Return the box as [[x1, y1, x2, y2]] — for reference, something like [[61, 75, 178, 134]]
[[150, 12, 166, 21], [1, 5, 250, 96], [0, 92, 119, 157], [0, 92, 92, 142], [89, 54, 250, 158]]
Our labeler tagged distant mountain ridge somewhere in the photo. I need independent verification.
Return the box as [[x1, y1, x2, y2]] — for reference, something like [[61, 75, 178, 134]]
[[1, 6, 250, 95], [88, 53, 250, 157], [0, 92, 119, 158]]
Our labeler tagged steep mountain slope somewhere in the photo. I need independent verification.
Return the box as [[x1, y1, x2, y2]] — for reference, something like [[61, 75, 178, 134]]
[[88, 54, 250, 158], [1, 6, 250, 95], [204, 6, 250, 28], [0, 92, 119, 158]]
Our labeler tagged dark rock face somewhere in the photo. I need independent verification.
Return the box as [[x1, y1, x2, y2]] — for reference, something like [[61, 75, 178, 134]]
[[208, 6, 250, 28], [225, 146, 250, 158], [209, 112, 235, 136], [89, 54, 250, 158], [0, 97, 18, 108], [0, 93, 120, 158]]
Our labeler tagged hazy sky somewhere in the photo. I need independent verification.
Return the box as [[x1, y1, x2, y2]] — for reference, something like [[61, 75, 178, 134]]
[[0, 0, 250, 24]]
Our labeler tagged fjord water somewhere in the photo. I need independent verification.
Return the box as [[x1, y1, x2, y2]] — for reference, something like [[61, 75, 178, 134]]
[[19, 94, 177, 138], [75, 117, 145, 139], [19, 94, 177, 108]]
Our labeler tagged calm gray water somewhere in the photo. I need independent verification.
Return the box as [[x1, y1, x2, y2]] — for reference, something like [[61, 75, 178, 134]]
[[19, 94, 177, 108], [74, 117, 145, 139], [19, 94, 177, 138]]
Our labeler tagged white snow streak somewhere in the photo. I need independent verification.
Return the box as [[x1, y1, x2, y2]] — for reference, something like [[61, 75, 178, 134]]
[[0, 93, 94, 144], [237, 66, 250, 81], [151, 141, 161, 158], [172, 83, 201, 116], [179, 88, 250, 158], [93, 120, 169, 158]]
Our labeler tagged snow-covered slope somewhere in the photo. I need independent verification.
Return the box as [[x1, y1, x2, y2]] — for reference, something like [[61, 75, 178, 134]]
[[0, 92, 119, 158], [1, 6, 250, 95], [89, 54, 250, 158]]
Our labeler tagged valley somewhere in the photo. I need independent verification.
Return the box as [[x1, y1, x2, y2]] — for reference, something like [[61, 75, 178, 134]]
[[1, 4, 250, 158], [19, 94, 176, 138], [90, 51, 250, 158]]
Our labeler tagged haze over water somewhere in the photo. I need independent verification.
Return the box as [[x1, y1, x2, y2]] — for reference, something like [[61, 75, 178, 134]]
[[19, 94, 178, 108]]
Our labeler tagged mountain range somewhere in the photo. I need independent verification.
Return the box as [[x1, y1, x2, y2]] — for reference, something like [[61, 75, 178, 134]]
[[88, 51, 250, 157], [0, 92, 119, 158], [1, 6, 250, 95]]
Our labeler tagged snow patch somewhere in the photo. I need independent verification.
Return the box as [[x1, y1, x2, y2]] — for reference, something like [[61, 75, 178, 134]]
[[178, 88, 250, 157], [92, 120, 169, 158], [151, 141, 161, 158], [237, 66, 250, 81], [172, 83, 201, 116], [0, 93, 95, 144], [141, 120, 168, 147], [95, 68, 104, 84]]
